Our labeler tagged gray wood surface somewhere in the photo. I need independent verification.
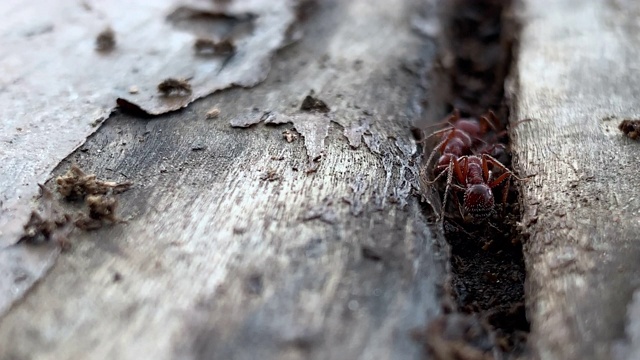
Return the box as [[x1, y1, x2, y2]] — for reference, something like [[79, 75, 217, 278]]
[[510, 0, 640, 359], [0, 1, 447, 359], [0, 0, 297, 248]]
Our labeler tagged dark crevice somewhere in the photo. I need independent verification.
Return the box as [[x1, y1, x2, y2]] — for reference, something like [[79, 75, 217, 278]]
[[418, 0, 529, 358]]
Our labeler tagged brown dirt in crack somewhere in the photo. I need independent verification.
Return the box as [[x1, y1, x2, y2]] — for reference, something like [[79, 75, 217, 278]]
[[420, 0, 529, 358]]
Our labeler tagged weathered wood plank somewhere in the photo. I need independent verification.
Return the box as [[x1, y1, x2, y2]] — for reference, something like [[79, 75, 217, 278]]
[[510, 1, 640, 359], [0, 0, 296, 248], [0, 1, 446, 359]]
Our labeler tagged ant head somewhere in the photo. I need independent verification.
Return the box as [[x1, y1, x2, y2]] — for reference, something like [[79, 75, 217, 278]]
[[463, 184, 494, 222]]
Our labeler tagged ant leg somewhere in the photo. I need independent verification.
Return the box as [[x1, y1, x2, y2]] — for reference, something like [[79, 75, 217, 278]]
[[452, 156, 468, 188], [449, 183, 467, 219], [482, 168, 512, 213], [482, 155, 530, 214], [423, 167, 448, 185], [481, 154, 532, 182], [423, 128, 457, 171], [512, 118, 534, 128], [481, 155, 492, 182], [441, 159, 455, 221], [487, 110, 503, 130], [418, 110, 461, 132], [475, 110, 503, 135], [479, 114, 498, 134], [417, 126, 455, 144], [441, 157, 466, 221]]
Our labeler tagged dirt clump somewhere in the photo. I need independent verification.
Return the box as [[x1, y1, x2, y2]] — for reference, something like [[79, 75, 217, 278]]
[[158, 78, 192, 97], [194, 38, 235, 56], [300, 93, 330, 113], [419, 313, 499, 360], [95, 27, 116, 52], [619, 119, 640, 140], [56, 164, 132, 201], [18, 185, 74, 250]]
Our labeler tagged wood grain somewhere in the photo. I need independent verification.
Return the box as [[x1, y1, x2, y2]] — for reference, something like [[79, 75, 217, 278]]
[[510, 0, 640, 359], [0, 1, 447, 359], [0, 0, 296, 248]]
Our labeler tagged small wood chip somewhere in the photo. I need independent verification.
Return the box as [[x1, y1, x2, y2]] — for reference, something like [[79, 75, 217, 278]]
[[206, 107, 221, 119], [283, 129, 298, 142]]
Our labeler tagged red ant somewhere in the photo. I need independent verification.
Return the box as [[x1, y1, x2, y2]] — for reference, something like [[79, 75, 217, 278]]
[[419, 109, 531, 222], [426, 154, 528, 223], [421, 109, 505, 175]]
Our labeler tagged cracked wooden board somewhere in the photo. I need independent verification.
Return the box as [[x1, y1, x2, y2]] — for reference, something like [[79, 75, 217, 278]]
[[510, 0, 640, 359], [0, 0, 447, 359], [0, 244, 60, 315], [0, 0, 298, 248]]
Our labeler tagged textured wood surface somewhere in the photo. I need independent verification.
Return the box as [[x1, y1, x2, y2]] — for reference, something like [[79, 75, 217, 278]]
[[0, 0, 297, 248], [510, 0, 640, 359], [0, 1, 447, 359]]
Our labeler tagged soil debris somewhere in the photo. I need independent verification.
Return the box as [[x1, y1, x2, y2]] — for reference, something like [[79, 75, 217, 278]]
[[18, 185, 73, 251], [283, 129, 299, 142], [361, 246, 383, 262], [419, 314, 499, 360], [619, 119, 640, 140], [86, 194, 121, 223], [301, 200, 337, 224], [113, 272, 123, 282], [440, 0, 514, 116], [19, 211, 73, 251], [75, 193, 124, 231], [300, 93, 330, 113], [260, 169, 281, 182], [56, 165, 132, 201], [191, 143, 207, 151], [206, 107, 221, 119], [95, 27, 116, 52], [74, 214, 104, 231], [158, 78, 192, 97], [245, 273, 264, 295], [194, 38, 235, 56]]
